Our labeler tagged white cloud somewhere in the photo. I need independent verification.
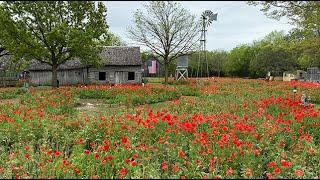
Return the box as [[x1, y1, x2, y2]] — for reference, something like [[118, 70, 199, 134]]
[[103, 1, 295, 51]]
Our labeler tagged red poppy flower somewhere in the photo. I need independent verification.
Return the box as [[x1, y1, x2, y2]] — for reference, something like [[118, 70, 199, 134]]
[[119, 167, 127, 176], [131, 161, 137, 167], [161, 161, 168, 170], [55, 151, 61, 157], [132, 154, 139, 159], [280, 160, 292, 168], [295, 169, 304, 177], [172, 164, 180, 173], [25, 154, 30, 159], [226, 167, 233, 176], [273, 168, 281, 175], [107, 155, 113, 161], [94, 152, 99, 160], [267, 161, 276, 168], [266, 172, 273, 179], [62, 159, 69, 166], [85, 150, 90, 155], [121, 136, 128, 144], [74, 168, 81, 175], [178, 150, 186, 158]]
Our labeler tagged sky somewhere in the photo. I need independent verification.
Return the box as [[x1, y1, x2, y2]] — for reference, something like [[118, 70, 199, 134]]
[[104, 1, 294, 52]]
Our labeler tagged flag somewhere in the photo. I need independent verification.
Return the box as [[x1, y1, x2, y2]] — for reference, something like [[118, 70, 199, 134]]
[[148, 60, 157, 74], [146, 60, 152, 66]]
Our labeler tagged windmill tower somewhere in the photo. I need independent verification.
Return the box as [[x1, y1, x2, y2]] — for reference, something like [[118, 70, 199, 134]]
[[197, 10, 217, 81]]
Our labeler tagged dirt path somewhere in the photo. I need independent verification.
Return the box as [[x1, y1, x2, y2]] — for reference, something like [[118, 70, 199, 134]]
[[76, 96, 198, 117], [0, 98, 20, 105]]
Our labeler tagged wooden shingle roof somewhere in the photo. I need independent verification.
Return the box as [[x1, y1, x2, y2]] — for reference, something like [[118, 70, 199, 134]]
[[27, 46, 141, 71]]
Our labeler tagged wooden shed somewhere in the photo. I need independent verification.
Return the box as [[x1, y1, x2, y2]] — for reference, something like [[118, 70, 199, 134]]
[[27, 46, 142, 86], [306, 67, 320, 82]]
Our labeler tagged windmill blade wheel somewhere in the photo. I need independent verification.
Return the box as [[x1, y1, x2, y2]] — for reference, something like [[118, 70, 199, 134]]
[[201, 10, 216, 27]]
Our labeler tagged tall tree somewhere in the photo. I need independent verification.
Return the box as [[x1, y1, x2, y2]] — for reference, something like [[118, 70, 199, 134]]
[[0, 1, 109, 87], [107, 33, 127, 46], [247, 1, 320, 70], [127, 1, 200, 84], [188, 50, 228, 77], [223, 44, 253, 77], [247, 1, 320, 35]]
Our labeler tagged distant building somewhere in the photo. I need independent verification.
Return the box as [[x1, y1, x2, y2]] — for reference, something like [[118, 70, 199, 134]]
[[283, 67, 320, 82], [296, 70, 307, 80], [25, 46, 143, 86], [283, 71, 296, 82], [306, 67, 320, 82]]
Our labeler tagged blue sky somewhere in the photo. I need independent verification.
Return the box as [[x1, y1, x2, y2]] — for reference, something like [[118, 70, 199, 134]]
[[103, 1, 294, 52]]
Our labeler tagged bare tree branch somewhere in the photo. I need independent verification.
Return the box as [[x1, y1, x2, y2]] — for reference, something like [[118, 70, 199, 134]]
[[127, 1, 200, 83]]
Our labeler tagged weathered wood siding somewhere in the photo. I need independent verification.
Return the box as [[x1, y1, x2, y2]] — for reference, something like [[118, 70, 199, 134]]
[[29, 65, 142, 86], [0, 77, 19, 87], [29, 68, 87, 86], [0, 72, 20, 87], [88, 65, 142, 85]]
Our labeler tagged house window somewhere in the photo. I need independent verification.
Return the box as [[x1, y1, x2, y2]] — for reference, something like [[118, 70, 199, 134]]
[[99, 72, 106, 81], [128, 72, 135, 80]]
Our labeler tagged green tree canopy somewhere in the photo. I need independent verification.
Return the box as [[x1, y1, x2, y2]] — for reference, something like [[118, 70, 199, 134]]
[[103, 33, 126, 46], [188, 50, 228, 77], [247, 1, 320, 70], [0, 1, 109, 87], [247, 1, 320, 36]]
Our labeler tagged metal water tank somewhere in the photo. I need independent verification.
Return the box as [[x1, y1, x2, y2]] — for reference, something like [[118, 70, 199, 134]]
[[177, 55, 188, 68]]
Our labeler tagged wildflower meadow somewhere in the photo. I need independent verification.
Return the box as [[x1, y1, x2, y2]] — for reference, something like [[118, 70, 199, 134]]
[[0, 78, 319, 179]]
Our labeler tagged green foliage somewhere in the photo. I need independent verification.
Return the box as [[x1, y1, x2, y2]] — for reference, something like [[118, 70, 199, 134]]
[[220, 30, 302, 78], [101, 32, 126, 46], [167, 80, 192, 86], [188, 50, 228, 77], [76, 86, 182, 106], [223, 44, 253, 77], [247, 1, 320, 73], [0, 88, 24, 99], [246, 1, 320, 35], [0, 1, 110, 87], [176, 85, 201, 96]]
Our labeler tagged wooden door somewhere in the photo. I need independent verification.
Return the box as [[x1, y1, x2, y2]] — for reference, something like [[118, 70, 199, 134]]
[[115, 71, 124, 84]]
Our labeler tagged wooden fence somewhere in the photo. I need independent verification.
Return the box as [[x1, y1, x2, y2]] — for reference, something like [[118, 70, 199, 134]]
[[0, 71, 20, 87]]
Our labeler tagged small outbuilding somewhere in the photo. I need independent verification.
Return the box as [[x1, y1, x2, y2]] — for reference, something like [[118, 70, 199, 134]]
[[306, 67, 320, 82], [283, 71, 296, 82]]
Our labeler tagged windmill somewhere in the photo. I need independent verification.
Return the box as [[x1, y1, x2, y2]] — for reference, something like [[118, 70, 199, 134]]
[[197, 10, 217, 81]]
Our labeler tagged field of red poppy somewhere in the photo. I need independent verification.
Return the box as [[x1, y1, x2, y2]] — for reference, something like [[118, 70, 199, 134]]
[[0, 77, 319, 179]]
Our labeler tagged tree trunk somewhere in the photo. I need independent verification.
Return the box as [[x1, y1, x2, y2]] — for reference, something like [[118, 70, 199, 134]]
[[52, 64, 58, 88], [164, 62, 168, 85]]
